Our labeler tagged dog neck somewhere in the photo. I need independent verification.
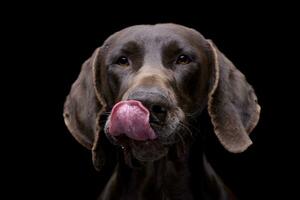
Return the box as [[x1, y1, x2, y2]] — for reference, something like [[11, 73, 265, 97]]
[[102, 153, 194, 200], [99, 149, 234, 200]]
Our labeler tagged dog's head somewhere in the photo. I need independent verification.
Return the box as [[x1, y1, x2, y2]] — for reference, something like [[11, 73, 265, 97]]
[[63, 24, 260, 170]]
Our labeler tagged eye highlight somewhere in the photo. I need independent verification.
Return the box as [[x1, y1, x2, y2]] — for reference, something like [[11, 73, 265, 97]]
[[116, 56, 130, 67], [176, 54, 191, 65]]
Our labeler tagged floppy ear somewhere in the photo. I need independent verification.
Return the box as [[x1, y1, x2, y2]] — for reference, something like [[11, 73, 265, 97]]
[[207, 40, 261, 153], [63, 48, 107, 170]]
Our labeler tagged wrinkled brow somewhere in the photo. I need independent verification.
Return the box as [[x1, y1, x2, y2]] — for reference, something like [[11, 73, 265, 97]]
[[162, 40, 199, 61], [111, 41, 142, 55], [107, 41, 143, 63]]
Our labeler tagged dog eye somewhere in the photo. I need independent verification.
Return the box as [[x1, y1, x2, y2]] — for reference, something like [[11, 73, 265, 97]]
[[116, 56, 130, 67], [176, 55, 191, 65]]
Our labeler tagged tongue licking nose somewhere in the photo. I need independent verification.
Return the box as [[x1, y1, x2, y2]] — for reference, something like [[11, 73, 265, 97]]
[[108, 100, 157, 141]]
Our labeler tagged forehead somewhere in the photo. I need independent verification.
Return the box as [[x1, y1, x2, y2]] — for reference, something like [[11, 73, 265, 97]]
[[103, 24, 207, 50]]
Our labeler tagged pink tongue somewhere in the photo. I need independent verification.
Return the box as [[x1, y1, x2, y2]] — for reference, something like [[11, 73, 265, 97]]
[[108, 100, 157, 141]]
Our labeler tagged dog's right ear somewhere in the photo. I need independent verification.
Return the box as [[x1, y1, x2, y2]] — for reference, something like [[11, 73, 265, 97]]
[[63, 48, 107, 171]]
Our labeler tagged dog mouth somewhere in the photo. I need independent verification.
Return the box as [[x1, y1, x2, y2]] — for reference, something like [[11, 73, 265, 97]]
[[106, 135, 169, 162], [104, 100, 181, 162], [108, 100, 157, 141]]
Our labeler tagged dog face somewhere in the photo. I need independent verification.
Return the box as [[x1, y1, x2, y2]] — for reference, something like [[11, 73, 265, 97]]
[[101, 25, 213, 161], [63, 24, 260, 169]]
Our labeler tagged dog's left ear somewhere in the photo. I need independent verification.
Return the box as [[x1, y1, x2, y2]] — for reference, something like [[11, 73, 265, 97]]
[[206, 40, 261, 153]]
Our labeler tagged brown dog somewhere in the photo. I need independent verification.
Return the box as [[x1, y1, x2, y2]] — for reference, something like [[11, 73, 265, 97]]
[[63, 23, 260, 200]]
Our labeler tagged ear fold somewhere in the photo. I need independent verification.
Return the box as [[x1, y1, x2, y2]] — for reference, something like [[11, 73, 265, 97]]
[[63, 48, 107, 170], [207, 40, 261, 153]]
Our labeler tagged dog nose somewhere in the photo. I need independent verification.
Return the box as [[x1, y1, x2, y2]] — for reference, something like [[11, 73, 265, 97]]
[[127, 90, 169, 123]]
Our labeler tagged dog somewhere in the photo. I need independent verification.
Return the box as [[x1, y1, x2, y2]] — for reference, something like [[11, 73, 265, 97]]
[[63, 23, 260, 200]]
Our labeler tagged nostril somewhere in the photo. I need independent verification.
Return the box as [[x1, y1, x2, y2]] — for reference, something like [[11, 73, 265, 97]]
[[150, 105, 167, 123], [151, 105, 167, 114]]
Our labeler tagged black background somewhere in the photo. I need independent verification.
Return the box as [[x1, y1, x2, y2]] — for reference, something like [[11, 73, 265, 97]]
[[5, 2, 297, 200]]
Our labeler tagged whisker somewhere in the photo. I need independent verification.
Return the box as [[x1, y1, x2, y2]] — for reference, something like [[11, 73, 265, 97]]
[[178, 121, 193, 136], [175, 130, 185, 146], [181, 120, 201, 133]]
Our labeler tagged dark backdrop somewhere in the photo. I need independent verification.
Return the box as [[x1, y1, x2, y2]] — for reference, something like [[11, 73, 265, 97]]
[[5, 2, 296, 200]]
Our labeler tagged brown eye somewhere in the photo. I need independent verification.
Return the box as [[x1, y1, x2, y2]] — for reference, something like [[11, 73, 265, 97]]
[[176, 55, 191, 65], [116, 56, 130, 66]]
